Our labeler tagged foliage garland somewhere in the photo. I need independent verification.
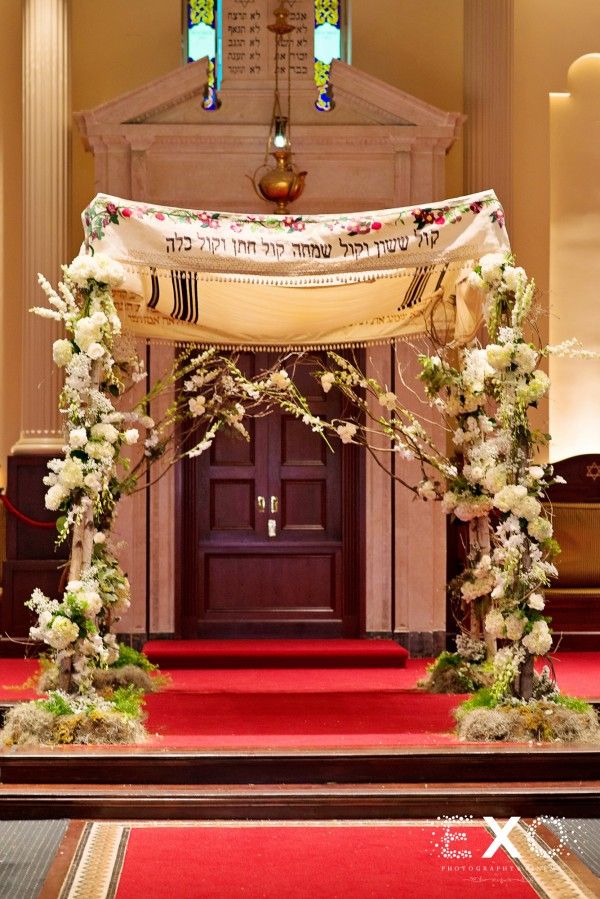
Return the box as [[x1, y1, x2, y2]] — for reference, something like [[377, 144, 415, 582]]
[[4, 249, 598, 744]]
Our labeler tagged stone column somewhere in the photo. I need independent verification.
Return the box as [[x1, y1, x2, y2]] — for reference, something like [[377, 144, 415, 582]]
[[463, 0, 514, 226], [12, 0, 69, 453]]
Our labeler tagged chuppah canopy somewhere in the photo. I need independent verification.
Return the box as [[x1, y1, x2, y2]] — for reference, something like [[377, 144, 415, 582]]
[[81, 190, 510, 349]]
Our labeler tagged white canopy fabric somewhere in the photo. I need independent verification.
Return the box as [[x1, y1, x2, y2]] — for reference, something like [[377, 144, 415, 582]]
[[81, 190, 510, 348]]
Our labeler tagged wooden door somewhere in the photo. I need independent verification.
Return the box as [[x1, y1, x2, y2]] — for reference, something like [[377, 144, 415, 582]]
[[178, 353, 362, 637]]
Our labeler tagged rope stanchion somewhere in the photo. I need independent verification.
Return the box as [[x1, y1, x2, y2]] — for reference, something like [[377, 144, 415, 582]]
[[0, 493, 57, 530]]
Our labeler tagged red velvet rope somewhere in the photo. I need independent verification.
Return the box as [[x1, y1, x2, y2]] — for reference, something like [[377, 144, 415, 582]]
[[0, 493, 57, 529]]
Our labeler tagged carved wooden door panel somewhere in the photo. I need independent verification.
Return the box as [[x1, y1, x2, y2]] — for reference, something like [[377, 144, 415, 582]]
[[179, 353, 360, 637]]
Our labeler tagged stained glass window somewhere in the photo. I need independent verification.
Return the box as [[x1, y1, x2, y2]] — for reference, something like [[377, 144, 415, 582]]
[[314, 0, 342, 111], [186, 0, 221, 110], [185, 1, 346, 112]]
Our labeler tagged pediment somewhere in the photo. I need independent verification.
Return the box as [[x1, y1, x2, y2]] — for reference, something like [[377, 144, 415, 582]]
[[76, 57, 462, 140]]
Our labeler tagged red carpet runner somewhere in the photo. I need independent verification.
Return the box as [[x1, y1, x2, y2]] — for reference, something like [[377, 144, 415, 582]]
[[111, 823, 545, 899], [142, 638, 409, 668]]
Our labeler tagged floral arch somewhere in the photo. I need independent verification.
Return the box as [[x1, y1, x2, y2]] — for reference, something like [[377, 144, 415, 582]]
[[5, 189, 599, 746]]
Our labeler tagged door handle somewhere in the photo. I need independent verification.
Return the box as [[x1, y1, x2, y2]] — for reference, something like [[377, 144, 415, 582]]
[[257, 496, 266, 513], [268, 518, 277, 537], [270, 495, 279, 514]]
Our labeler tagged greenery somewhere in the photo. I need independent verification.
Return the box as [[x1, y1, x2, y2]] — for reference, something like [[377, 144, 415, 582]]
[[111, 643, 157, 672]]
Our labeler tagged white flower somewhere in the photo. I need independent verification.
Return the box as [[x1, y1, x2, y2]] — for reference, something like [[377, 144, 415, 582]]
[[86, 341, 105, 360], [513, 343, 538, 373], [502, 265, 526, 294], [91, 422, 119, 444], [493, 484, 526, 514], [67, 253, 124, 289], [336, 422, 357, 444], [139, 415, 155, 429], [519, 370, 550, 404], [528, 516, 553, 542], [482, 464, 508, 495], [69, 427, 88, 449], [417, 480, 438, 500], [505, 613, 526, 641], [379, 391, 397, 410], [528, 465, 545, 480], [517, 495, 542, 521], [527, 592, 546, 611], [58, 459, 84, 490], [93, 531, 106, 545], [486, 344, 513, 370], [522, 620, 552, 656], [479, 252, 506, 284], [453, 495, 494, 521], [321, 372, 335, 393], [269, 370, 291, 390], [485, 609, 506, 638], [188, 395, 206, 416], [81, 590, 102, 617], [74, 317, 102, 352], [85, 440, 115, 461], [52, 339, 73, 367], [461, 573, 494, 601], [46, 616, 79, 650], [124, 428, 139, 445], [468, 269, 485, 289], [84, 472, 102, 492]]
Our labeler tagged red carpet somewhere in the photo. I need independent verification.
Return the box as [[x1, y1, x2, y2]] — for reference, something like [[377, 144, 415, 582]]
[[142, 638, 409, 669], [0, 653, 598, 749], [145, 690, 465, 744], [114, 823, 541, 898]]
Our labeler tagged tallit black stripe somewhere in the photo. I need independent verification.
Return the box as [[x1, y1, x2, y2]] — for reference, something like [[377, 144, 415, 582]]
[[179, 271, 190, 322], [402, 266, 429, 308], [171, 270, 181, 319], [190, 272, 199, 323], [148, 267, 160, 309], [434, 264, 448, 292]]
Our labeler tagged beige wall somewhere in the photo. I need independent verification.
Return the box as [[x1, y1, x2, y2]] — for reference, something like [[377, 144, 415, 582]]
[[511, 0, 600, 460], [352, 0, 464, 199], [0, 0, 23, 486]]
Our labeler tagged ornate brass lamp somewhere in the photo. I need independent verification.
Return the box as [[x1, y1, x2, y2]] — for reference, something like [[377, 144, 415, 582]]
[[251, 1, 307, 213]]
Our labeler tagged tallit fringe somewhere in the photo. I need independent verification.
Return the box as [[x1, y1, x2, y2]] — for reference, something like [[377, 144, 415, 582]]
[[142, 334, 425, 352], [123, 260, 464, 290]]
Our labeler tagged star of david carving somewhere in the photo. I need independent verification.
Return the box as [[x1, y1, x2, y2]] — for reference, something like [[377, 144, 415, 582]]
[[586, 461, 600, 481]]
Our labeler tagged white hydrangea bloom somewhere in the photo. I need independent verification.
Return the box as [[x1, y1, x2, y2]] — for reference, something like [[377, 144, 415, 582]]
[[58, 458, 85, 490], [52, 339, 73, 367], [486, 344, 513, 370], [45, 483, 69, 510], [522, 620, 552, 656], [46, 616, 79, 650], [90, 422, 119, 444], [485, 609, 506, 638], [528, 516, 553, 542], [69, 427, 88, 449], [527, 592, 545, 611]]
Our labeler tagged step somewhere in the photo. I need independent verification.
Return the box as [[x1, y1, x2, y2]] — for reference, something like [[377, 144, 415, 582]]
[[0, 781, 598, 820], [2, 745, 600, 786], [142, 639, 409, 669]]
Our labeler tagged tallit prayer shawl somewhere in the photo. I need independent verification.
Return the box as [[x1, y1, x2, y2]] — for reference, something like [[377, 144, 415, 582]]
[[82, 190, 510, 348]]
